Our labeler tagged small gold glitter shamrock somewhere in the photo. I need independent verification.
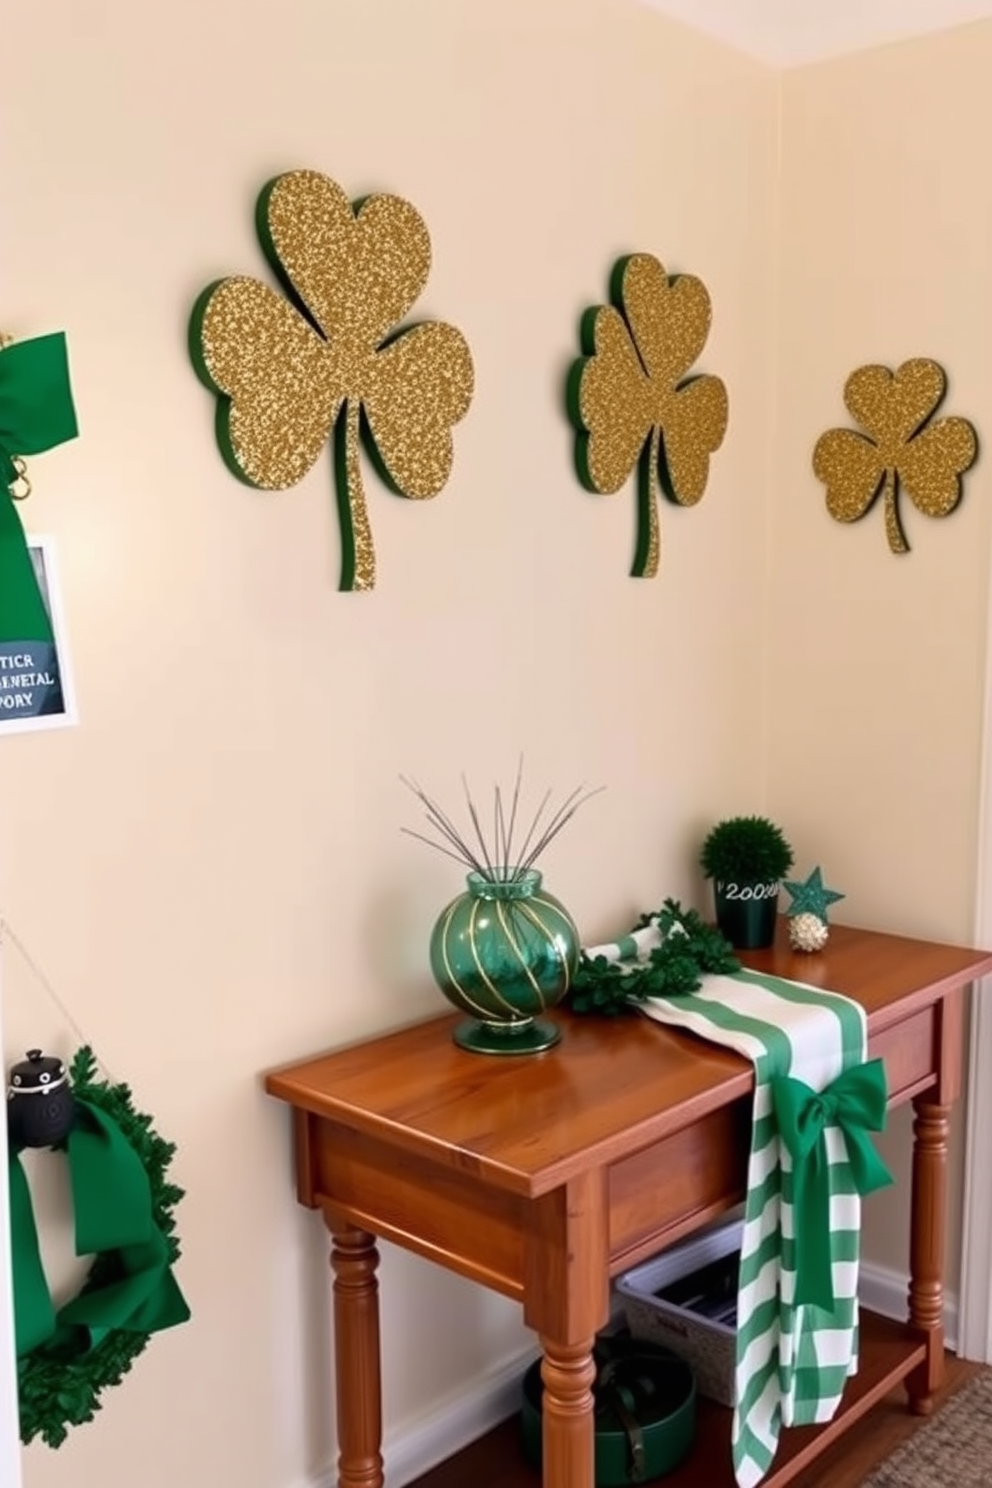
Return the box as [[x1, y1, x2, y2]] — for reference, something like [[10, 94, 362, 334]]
[[566, 254, 729, 577], [191, 170, 474, 591], [813, 359, 978, 555]]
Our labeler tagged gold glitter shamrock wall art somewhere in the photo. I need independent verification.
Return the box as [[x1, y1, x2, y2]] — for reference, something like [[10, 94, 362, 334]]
[[566, 254, 729, 578], [813, 359, 978, 555], [190, 170, 475, 591]]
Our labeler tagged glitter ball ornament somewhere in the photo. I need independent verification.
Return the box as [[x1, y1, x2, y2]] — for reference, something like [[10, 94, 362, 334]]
[[789, 912, 829, 953]]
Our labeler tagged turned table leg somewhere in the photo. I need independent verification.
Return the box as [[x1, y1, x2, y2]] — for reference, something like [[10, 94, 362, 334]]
[[524, 1169, 609, 1488], [906, 1097, 950, 1415], [328, 1220, 384, 1488], [539, 1336, 597, 1488]]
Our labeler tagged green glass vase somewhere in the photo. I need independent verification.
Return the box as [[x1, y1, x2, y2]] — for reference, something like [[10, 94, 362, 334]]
[[429, 869, 580, 1055]]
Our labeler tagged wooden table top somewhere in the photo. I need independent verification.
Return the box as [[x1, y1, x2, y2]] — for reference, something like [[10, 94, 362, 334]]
[[265, 921, 992, 1198]]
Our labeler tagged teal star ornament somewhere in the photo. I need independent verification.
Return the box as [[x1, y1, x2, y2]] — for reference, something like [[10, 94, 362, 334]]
[[783, 866, 845, 923]]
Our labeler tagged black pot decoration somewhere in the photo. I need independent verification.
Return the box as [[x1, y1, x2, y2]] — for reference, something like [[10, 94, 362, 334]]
[[7, 1049, 77, 1148]]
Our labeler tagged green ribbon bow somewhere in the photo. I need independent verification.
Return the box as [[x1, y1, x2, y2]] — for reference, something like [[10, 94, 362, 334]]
[[772, 1057, 893, 1312], [8, 1099, 190, 1360], [0, 332, 78, 643]]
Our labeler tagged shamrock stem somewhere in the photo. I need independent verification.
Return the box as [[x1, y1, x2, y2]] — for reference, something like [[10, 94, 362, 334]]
[[632, 425, 661, 578], [333, 400, 376, 591], [882, 469, 909, 555]]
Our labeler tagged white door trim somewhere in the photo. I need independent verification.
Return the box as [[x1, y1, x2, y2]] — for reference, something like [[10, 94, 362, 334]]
[[959, 568, 992, 1363], [961, 976, 992, 1360]]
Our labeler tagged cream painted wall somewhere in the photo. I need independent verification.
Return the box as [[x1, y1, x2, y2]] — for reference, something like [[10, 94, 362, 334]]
[[0, 2, 777, 1486], [772, 24, 992, 1289], [0, 971, 21, 1488]]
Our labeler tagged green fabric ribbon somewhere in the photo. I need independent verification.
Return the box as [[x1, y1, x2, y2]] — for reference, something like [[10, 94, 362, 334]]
[[772, 1057, 893, 1312], [8, 1099, 190, 1360], [0, 333, 78, 644], [0, 334, 77, 487]]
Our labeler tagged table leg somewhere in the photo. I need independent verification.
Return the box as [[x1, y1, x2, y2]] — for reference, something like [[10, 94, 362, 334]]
[[524, 1170, 609, 1488], [328, 1219, 384, 1488], [538, 1336, 597, 1488], [906, 1097, 950, 1415]]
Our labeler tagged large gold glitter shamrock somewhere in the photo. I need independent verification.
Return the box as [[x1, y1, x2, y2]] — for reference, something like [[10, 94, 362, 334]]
[[190, 170, 474, 591], [567, 254, 729, 577], [813, 359, 978, 555]]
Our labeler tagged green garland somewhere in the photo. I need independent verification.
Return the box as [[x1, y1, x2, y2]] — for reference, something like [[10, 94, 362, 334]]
[[16, 1047, 187, 1449], [567, 899, 741, 1016]]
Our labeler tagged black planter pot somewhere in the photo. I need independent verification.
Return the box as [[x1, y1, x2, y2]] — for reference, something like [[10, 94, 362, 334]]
[[713, 881, 779, 950]]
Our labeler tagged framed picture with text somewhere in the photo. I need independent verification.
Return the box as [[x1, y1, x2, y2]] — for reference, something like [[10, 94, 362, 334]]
[[0, 535, 77, 736]]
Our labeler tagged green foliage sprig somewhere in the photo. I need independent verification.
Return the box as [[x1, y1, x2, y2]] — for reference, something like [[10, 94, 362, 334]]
[[568, 899, 741, 1016], [17, 1047, 186, 1450], [699, 815, 794, 884]]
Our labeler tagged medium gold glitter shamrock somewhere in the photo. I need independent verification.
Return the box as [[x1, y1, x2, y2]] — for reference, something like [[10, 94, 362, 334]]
[[567, 254, 729, 577], [191, 170, 474, 591], [813, 359, 978, 555]]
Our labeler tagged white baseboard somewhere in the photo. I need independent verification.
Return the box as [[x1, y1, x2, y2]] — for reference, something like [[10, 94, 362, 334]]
[[295, 1265, 955, 1488], [859, 1260, 909, 1329], [296, 1343, 538, 1488], [859, 1260, 959, 1353], [386, 1346, 538, 1488]]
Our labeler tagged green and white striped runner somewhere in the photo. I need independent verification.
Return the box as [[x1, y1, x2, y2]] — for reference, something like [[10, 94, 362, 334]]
[[584, 924, 887, 1487], [641, 970, 867, 1486]]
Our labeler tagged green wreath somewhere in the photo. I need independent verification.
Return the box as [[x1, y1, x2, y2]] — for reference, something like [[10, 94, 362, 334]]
[[567, 898, 741, 1016], [9, 1047, 190, 1448]]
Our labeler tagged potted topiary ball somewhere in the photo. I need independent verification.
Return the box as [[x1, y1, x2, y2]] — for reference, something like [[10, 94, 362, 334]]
[[699, 815, 794, 950]]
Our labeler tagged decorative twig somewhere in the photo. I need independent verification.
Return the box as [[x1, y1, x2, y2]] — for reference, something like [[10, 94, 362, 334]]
[[516, 785, 604, 879], [399, 775, 488, 875], [399, 827, 482, 870], [510, 785, 553, 878], [400, 764, 603, 883], [462, 773, 496, 880], [504, 756, 525, 870]]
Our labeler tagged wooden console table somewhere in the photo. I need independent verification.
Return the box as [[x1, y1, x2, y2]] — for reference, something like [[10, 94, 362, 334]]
[[265, 921, 992, 1488]]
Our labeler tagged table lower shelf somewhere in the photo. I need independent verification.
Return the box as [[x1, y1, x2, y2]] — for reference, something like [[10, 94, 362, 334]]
[[407, 1310, 927, 1488]]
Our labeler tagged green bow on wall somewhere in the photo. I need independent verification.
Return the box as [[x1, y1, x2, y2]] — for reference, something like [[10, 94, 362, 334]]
[[773, 1058, 893, 1311], [9, 1100, 190, 1359], [0, 332, 78, 642]]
